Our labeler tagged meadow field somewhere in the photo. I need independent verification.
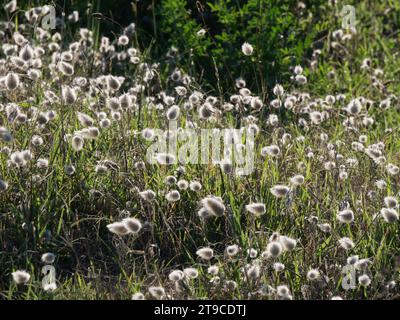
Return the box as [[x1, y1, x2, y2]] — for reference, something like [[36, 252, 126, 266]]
[[0, 0, 400, 300]]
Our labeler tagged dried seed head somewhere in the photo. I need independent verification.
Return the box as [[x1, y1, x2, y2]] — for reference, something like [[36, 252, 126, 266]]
[[338, 237, 355, 250], [196, 247, 214, 260], [307, 269, 320, 281], [166, 105, 180, 120], [41, 252, 55, 264], [201, 196, 225, 217], [166, 190, 180, 202], [226, 244, 240, 257], [270, 185, 290, 198], [384, 196, 398, 208], [122, 217, 142, 233], [337, 209, 354, 223], [106, 222, 129, 236], [12, 270, 31, 285], [156, 153, 175, 165], [266, 241, 283, 258], [289, 174, 305, 186], [132, 292, 145, 300], [148, 286, 165, 299], [189, 181, 202, 191], [183, 267, 199, 279], [241, 42, 254, 56], [358, 274, 371, 287], [71, 135, 84, 151], [5, 72, 19, 90], [168, 270, 184, 282], [62, 86, 77, 104], [380, 208, 399, 223], [245, 203, 266, 216]]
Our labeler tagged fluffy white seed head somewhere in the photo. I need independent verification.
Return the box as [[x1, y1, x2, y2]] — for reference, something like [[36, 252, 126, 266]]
[[196, 247, 214, 260], [41, 252, 56, 264], [107, 222, 129, 236], [307, 269, 320, 281], [289, 174, 305, 186], [241, 42, 254, 56], [270, 185, 290, 198], [166, 105, 180, 120], [245, 203, 266, 216], [266, 241, 283, 258], [200, 196, 225, 217], [380, 208, 399, 223], [384, 196, 397, 208], [338, 237, 355, 250], [132, 292, 145, 300], [12, 270, 31, 284], [122, 217, 142, 233], [166, 190, 181, 202], [337, 209, 354, 223], [183, 267, 199, 279], [71, 135, 84, 151], [226, 244, 240, 257], [148, 286, 165, 299], [5, 72, 19, 90], [168, 270, 184, 282], [189, 181, 202, 191], [273, 262, 285, 272], [280, 236, 297, 251], [358, 274, 371, 287]]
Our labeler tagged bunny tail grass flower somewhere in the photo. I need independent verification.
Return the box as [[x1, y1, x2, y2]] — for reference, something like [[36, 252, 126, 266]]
[[0, 178, 8, 192], [226, 244, 240, 257], [71, 135, 84, 151], [307, 269, 320, 281], [132, 292, 145, 300], [12, 270, 31, 284], [106, 222, 130, 236], [5, 72, 19, 90], [337, 209, 354, 223], [273, 262, 285, 272], [62, 86, 77, 104], [358, 274, 371, 287], [265, 241, 283, 258], [200, 196, 225, 217], [168, 270, 184, 282], [338, 237, 355, 250], [41, 252, 56, 264], [384, 196, 398, 208], [166, 105, 180, 120], [196, 247, 214, 260], [166, 190, 180, 202], [289, 174, 305, 186], [183, 267, 199, 279], [208, 265, 219, 275], [189, 181, 202, 191], [77, 112, 94, 127], [276, 285, 291, 298], [139, 190, 156, 201], [380, 208, 399, 223], [148, 286, 166, 299], [246, 264, 260, 280], [270, 185, 290, 198], [177, 179, 189, 190], [122, 217, 142, 233], [245, 203, 266, 216], [155, 153, 175, 165], [280, 236, 297, 251], [165, 175, 177, 185], [241, 42, 254, 56]]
